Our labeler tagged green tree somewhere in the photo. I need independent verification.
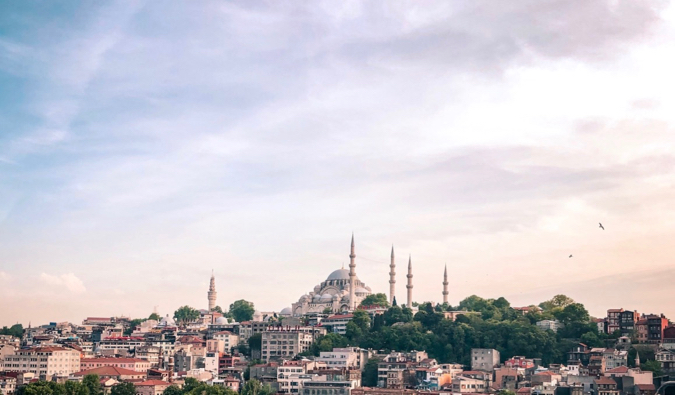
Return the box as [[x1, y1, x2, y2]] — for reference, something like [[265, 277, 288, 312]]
[[211, 306, 224, 314], [64, 381, 88, 395], [359, 293, 389, 308], [539, 295, 574, 311], [322, 307, 333, 315], [557, 303, 590, 325], [173, 305, 200, 326], [110, 383, 136, 395], [248, 333, 262, 353], [362, 358, 380, 387], [163, 386, 182, 395], [229, 300, 255, 322], [82, 375, 102, 395], [346, 310, 371, 341], [241, 379, 274, 395], [0, 324, 23, 338], [125, 318, 145, 336], [148, 313, 161, 321], [182, 378, 201, 394], [641, 360, 663, 376]]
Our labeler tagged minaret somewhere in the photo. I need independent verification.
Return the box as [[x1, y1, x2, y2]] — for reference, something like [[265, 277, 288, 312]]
[[442, 264, 449, 304], [349, 234, 356, 310], [406, 255, 413, 308], [389, 246, 396, 305], [208, 271, 217, 311], [635, 351, 641, 368]]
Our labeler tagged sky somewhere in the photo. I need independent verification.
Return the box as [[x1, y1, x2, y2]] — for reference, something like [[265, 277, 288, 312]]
[[1, 1, 675, 326]]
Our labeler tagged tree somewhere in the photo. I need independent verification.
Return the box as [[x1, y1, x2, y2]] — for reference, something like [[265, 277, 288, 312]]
[[248, 333, 262, 353], [110, 383, 136, 395], [82, 374, 102, 395], [64, 381, 88, 395], [163, 386, 182, 395], [0, 324, 23, 338], [557, 303, 590, 325], [241, 379, 274, 395], [359, 293, 389, 308], [125, 318, 145, 336], [173, 306, 200, 326], [148, 313, 161, 321], [641, 360, 663, 376], [322, 307, 333, 315], [229, 300, 255, 322], [362, 358, 380, 387], [211, 306, 224, 314], [346, 310, 371, 341], [539, 295, 574, 311]]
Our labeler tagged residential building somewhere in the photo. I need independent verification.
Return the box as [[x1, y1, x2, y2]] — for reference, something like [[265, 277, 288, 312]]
[[607, 309, 624, 335], [261, 326, 326, 362], [505, 356, 535, 369], [302, 375, 355, 395], [452, 376, 487, 394], [277, 361, 314, 394], [250, 362, 280, 391], [238, 321, 271, 343], [593, 318, 607, 334], [2, 346, 80, 377], [317, 348, 369, 370], [593, 377, 619, 395], [567, 343, 590, 366], [134, 380, 170, 395], [211, 331, 239, 350], [80, 357, 151, 372], [663, 326, 675, 350], [646, 314, 669, 343], [72, 366, 145, 381], [322, 315, 353, 335], [656, 349, 675, 375], [471, 349, 500, 372], [636, 319, 649, 343], [619, 311, 639, 336], [0, 375, 16, 395], [603, 349, 628, 370]]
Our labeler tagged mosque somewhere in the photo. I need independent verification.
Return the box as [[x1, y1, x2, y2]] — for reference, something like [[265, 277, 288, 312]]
[[207, 234, 451, 319]]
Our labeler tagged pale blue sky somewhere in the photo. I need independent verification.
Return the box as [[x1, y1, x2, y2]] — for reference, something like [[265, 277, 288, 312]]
[[2, 1, 675, 325]]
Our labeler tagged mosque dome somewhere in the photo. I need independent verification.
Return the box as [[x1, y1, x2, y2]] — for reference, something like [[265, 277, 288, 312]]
[[326, 268, 351, 281], [215, 317, 229, 325], [355, 287, 369, 294], [280, 307, 292, 316], [320, 294, 333, 301]]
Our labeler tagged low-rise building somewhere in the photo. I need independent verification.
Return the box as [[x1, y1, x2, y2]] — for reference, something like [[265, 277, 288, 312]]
[[0, 375, 16, 395], [72, 366, 146, 381], [536, 320, 563, 333], [317, 348, 369, 370], [80, 357, 151, 372], [321, 315, 353, 335], [211, 331, 239, 351], [261, 326, 326, 362], [593, 377, 619, 395], [656, 349, 675, 375], [134, 380, 170, 395], [471, 349, 500, 372]]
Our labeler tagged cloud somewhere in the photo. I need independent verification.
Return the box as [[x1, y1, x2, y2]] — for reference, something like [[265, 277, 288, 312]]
[[39, 273, 87, 294]]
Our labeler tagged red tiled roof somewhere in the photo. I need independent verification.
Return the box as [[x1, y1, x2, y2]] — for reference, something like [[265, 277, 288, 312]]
[[135, 380, 170, 386], [82, 358, 147, 363], [73, 366, 142, 376], [637, 384, 656, 391], [517, 388, 532, 394], [595, 377, 617, 385], [606, 366, 629, 374], [534, 371, 555, 376]]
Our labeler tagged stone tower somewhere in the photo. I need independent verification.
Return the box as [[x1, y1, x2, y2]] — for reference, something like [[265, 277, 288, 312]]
[[406, 255, 413, 308], [442, 264, 449, 304], [208, 271, 217, 311], [349, 234, 356, 310], [389, 245, 396, 305]]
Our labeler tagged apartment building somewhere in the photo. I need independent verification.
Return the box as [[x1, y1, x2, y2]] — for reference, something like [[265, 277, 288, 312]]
[[2, 347, 80, 377]]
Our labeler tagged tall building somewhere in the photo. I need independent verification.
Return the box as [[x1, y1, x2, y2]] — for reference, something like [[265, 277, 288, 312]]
[[471, 348, 500, 372], [208, 272, 217, 311]]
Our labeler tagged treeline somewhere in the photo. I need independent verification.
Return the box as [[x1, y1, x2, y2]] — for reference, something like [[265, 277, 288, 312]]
[[0, 324, 23, 338], [302, 294, 619, 366]]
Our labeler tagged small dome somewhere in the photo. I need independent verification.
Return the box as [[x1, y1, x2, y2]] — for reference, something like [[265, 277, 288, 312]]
[[355, 287, 369, 294], [280, 307, 292, 315], [215, 317, 228, 325], [326, 269, 351, 281], [320, 294, 333, 301], [332, 294, 340, 300], [314, 285, 321, 293]]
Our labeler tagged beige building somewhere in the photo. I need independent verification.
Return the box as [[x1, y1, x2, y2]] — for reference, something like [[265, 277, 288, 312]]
[[261, 327, 326, 362], [471, 348, 500, 371], [212, 331, 239, 350], [134, 380, 170, 395], [2, 346, 81, 377], [80, 357, 151, 372], [0, 375, 17, 395]]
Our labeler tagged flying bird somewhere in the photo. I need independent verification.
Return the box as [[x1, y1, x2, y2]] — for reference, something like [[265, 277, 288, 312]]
[[599, 222, 604, 230], [569, 255, 573, 258]]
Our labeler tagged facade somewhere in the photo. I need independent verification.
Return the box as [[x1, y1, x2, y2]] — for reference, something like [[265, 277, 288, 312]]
[[0, 375, 16, 395], [452, 376, 488, 393], [606, 309, 623, 335], [72, 366, 145, 381], [211, 331, 239, 350], [619, 311, 639, 336], [656, 349, 675, 374], [636, 320, 649, 343], [261, 326, 326, 362], [317, 348, 369, 370], [593, 377, 619, 395], [2, 347, 80, 377], [646, 314, 669, 343], [80, 357, 150, 372], [663, 326, 675, 350], [322, 315, 353, 336], [134, 380, 170, 395], [471, 349, 500, 372]]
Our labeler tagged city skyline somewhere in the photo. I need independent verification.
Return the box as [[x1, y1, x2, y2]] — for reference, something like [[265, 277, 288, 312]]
[[2, 1, 675, 325]]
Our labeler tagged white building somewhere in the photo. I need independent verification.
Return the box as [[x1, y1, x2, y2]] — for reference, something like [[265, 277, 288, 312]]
[[212, 331, 239, 350], [321, 315, 353, 335], [316, 348, 369, 370], [471, 348, 500, 372], [261, 326, 326, 362], [2, 346, 81, 377]]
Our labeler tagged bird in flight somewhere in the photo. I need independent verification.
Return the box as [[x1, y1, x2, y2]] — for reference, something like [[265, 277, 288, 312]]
[[599, 222, 605, 230], [569, 254, 573, 258]]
